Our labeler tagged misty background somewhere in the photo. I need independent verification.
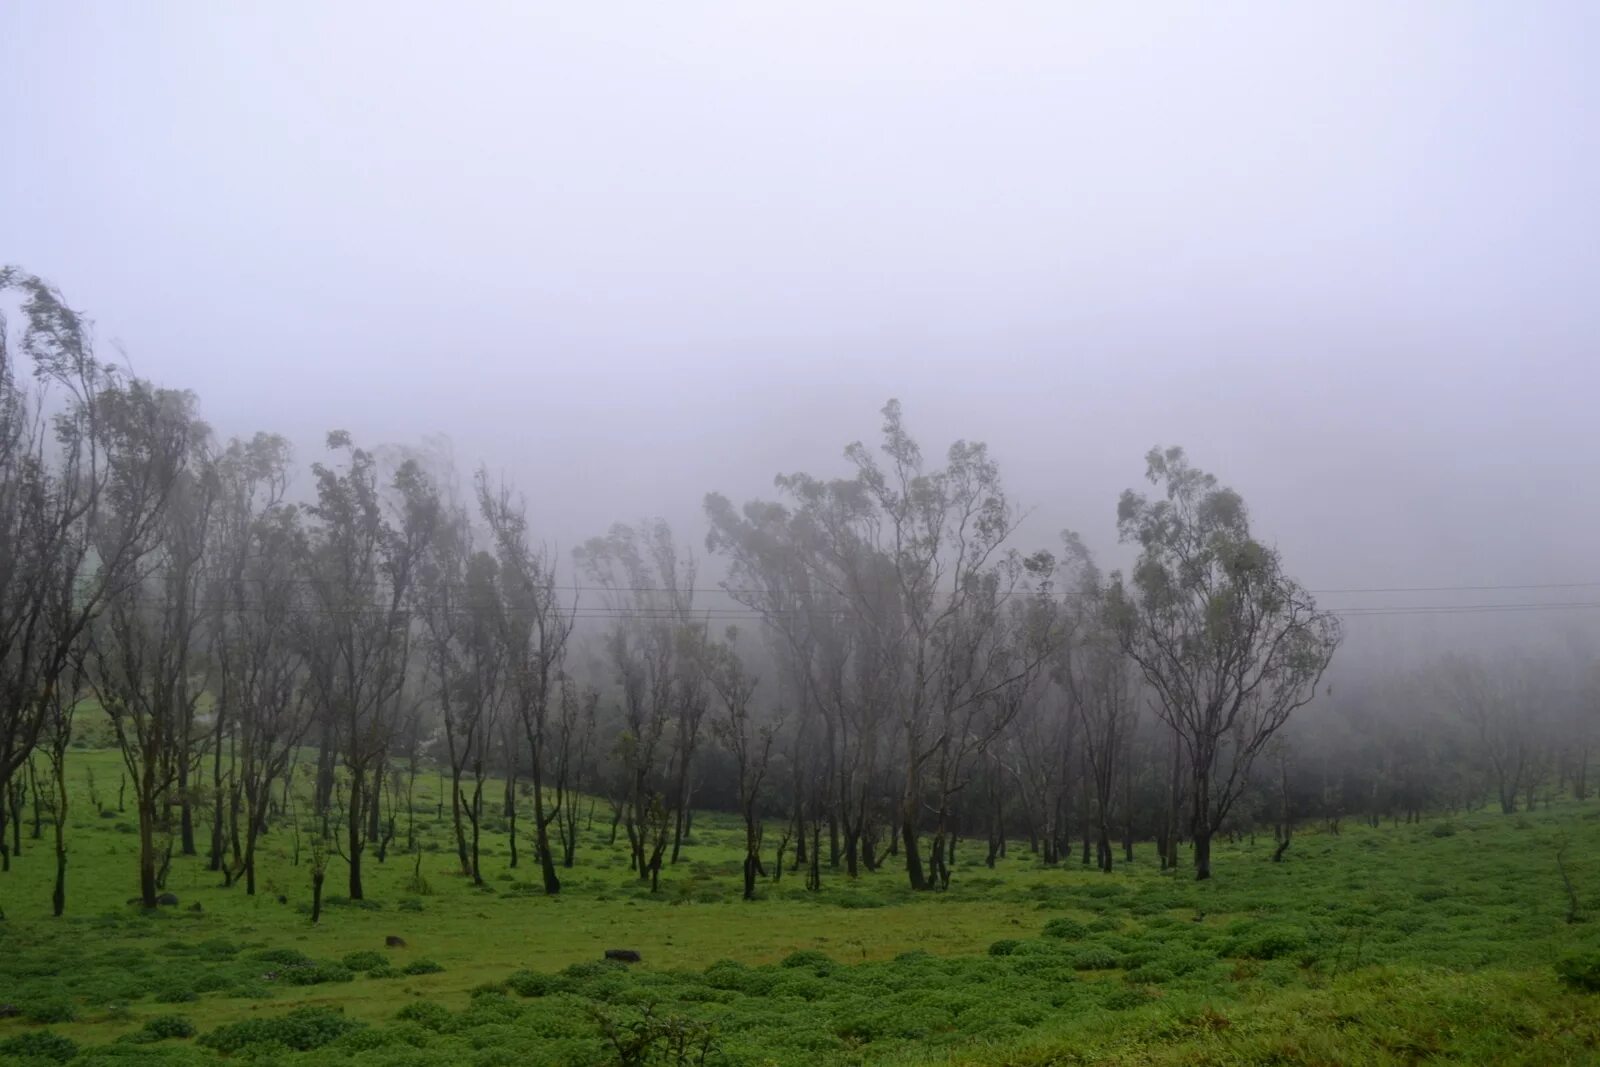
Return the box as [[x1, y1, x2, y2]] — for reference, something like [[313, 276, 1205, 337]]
[[4, 2, 1598, 669]]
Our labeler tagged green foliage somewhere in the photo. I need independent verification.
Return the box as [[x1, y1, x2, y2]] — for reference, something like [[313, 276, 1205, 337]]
[[145, 1015, 198, 1040], [342, 950, 388, 972], [988, 939, 1021, 956], [401, 958, 445, 975], [199, 1007, 364, 1053], [1555, 952, 1600, 992], [0, 1030, 79, 1064], [505, 970, 560, 997], [1042, 917, 1089, 940]]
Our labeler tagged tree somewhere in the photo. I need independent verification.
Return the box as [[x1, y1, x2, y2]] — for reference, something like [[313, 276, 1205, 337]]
[[577, 519, 701, 891], [699, 629, 776, 899], [0, 270, 178, 881], [299, 433, 437, 900], [709, 400, 1048, 890], [84, 384, 209, 907], [208, 433, 311, 894], [480, 474, 575, 895], [1109, 447, 1340, 880], [1053, 534, 1137, 873]]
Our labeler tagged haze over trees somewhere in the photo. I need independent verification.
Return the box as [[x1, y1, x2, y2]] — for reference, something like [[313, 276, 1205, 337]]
[[0, 268, 1596, 925]]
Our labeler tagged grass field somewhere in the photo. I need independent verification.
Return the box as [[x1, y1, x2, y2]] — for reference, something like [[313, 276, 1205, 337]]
[[2, 745, 1599, 1065]]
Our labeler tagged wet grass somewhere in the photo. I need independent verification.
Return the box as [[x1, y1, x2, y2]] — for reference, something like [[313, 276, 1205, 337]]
[[1, 747, 1598, 1064]]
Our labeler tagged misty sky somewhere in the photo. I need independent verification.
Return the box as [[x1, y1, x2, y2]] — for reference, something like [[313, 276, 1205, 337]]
[[4, 3, 1598, 655]]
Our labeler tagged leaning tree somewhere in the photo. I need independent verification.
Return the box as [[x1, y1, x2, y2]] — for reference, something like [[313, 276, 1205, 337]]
[[1109, 447, 1339, 880]]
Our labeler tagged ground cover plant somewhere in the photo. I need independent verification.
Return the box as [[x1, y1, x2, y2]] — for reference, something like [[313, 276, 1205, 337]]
[[1, 745, 1598, 1065]]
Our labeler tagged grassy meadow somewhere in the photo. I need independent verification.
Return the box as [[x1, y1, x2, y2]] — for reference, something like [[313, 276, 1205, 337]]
[[2, 743, 1599, 1065]]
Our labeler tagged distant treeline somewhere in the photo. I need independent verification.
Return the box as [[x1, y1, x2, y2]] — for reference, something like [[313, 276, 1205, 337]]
[[2, 267, 1585, 918]]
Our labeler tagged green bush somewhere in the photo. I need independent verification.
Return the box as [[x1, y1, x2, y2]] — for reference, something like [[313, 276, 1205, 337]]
[[988, 939, 1022, 956], [1043, 918, 1089, 941], [200, 1007, 364, 1053], [780, 949, 834, 969], [142, 1014, 198, 1040], [1072, 947, 1121, 970], [24, 997, 78, 1023], [395, 1000, 453, 1031], [505, 970, 560, 997], [0, 1030, 79, 1063], [1226, 925, 1309, 961], [277, 960, 356, 985], [401, 958, 444, 976], [1556, 952, 1600, 992], [343, 950, 388, 972]]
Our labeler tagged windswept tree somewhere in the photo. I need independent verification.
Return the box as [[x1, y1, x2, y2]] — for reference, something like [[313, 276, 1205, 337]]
[[0, 270, 179, 880], [299, 433, 438, 900], [417, 497, 505, 884], [710, 401, 1052, 890], [208, 433, 311, 894], [480, 473, 575, 894], [1109, 447, 1340, 880], [576, 519, 702, 890], [699, 628, 776, 899], [1053, 533, 1138, 873], [84, 384, 210, 907]]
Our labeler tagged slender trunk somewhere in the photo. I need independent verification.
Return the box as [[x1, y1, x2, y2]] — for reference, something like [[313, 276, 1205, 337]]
[[1194, 829, 1212, 881], [51, 758, 69, 917], [137, 797, 159, 907], [530, 751, 561, 894], [178, 757, 196, 856], [347, 770, 365, 900], [450, 766, 470, 876]]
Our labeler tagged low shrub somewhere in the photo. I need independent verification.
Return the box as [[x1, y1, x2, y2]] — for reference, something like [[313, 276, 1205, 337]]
[[343, 950, 388, 972], [0, 1030, 79, 1063], [1043, 918, 1089, 941], [1556, 952, 1600, 992], [200, 1007, 364, 1053], [401, 958, 444, 976]]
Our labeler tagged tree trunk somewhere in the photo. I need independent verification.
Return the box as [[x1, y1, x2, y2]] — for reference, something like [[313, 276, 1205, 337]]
[[450, 766, 470, 876], [530, 758, 561, 895], [347, 771, 365, 900], [1193, 829, 1212, 881], [137, 799, 159, 908]]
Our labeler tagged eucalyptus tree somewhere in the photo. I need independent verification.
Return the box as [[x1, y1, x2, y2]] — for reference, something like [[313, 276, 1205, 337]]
[[1052, 534, 1137, 873], [0, 270, 178, 879], [699, 628, 776, 899], [704, 489, 886, 879], [576, 519, 701, 888], [1109, 446, 1340, 880], [207, 433, 312, 894], [299, 433, 438, 900], [480, 474, 575, 894], [417, 497, 504, 883], [1436, 653, 1562, 814], [710, 401, 1047, 890], [84, 383, 211, 907]]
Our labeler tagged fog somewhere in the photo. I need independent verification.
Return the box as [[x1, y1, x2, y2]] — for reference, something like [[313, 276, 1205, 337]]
[[5, 2, 1599, 662]]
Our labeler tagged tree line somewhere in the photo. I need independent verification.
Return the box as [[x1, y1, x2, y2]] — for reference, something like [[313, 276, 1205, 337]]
[[5, 268, 1583, 920]]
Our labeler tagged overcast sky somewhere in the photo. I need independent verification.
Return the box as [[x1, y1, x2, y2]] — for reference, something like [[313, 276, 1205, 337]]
[[4, 3, 1598, 654]]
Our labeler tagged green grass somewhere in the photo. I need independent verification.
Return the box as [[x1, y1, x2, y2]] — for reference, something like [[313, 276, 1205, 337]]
[[2, 746, 1599, 1064]]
